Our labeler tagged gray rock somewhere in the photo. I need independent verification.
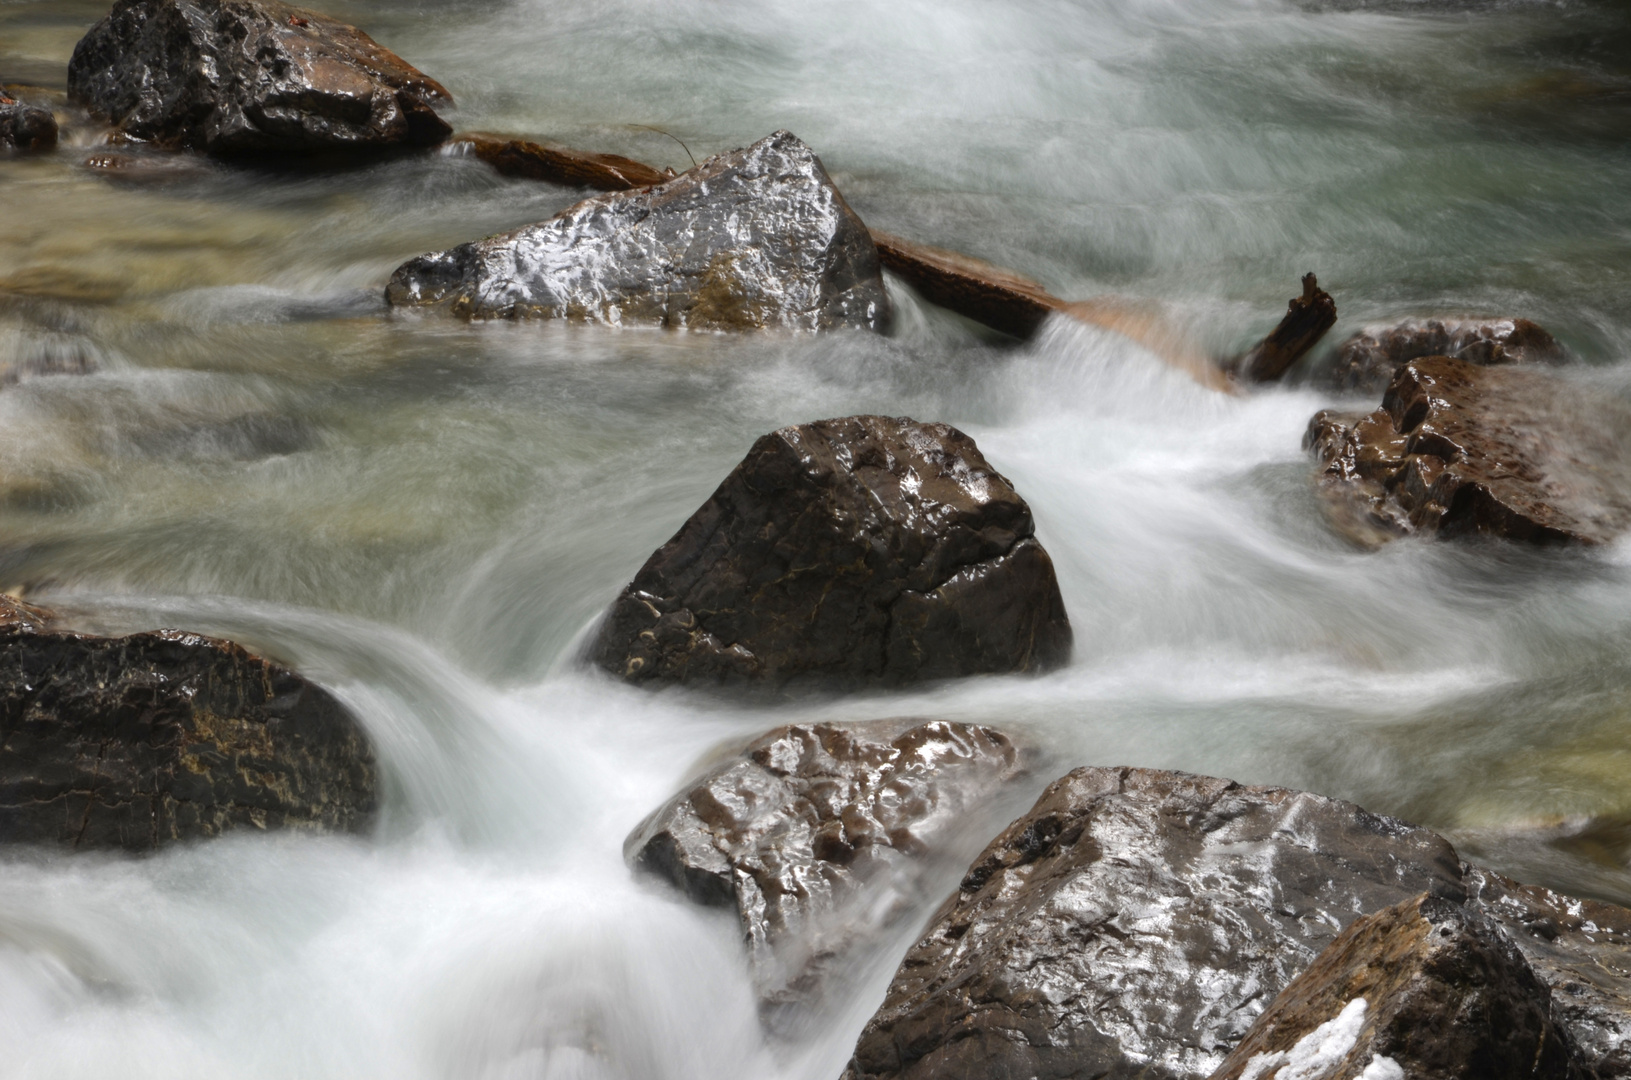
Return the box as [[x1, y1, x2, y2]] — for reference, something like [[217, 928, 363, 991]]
[[841, 766, 1467, 1080], [0, 97, 58, 151], [386, 130, 891, 332], [590, 415, 1072, 690], [627, 719, 1023, 1014], [66, 0, 452, 157]]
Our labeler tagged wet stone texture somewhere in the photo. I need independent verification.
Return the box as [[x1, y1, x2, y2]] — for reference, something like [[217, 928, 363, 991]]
[[1324, 317, 1565, 395], [627, 719, 1023, 1014], [0, 596, 377, 851], [0, 96, 58, 151], [387, 130, 892, 332], [1208, 892, 1575, 1080], [840, 766, 1469, 1080], [67, 0, 452, 157], [1306, 354, 1631, 546], [590, 415, 1072, 690]]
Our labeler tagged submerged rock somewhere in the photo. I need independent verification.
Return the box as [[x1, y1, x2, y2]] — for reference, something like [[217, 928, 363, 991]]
[[449, 131, 670, 191], [1306, 355, 1631, 545], [590, 415, 1071, 689], [66, 0, 452, 157], [1226, 273, 1338, 383], [869, 229, 1064, 339], [1208, 892, 1574, 1080], [0, 95, 58, 151], [840, 766, 1467, 1080], [1325, 317, 1565, 395], [386, 130, 891, 332], [0, 596, 377, 851], [628, 719, 1023, 1013]]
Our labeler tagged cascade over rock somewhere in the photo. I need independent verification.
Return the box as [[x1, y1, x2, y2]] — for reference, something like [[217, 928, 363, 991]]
[[66, 0, 452, 157], [386, 130, 891, 332], [590, 415, 1072, 689], [0, 596, 377, 851], [627, 719, 1024, 1016]]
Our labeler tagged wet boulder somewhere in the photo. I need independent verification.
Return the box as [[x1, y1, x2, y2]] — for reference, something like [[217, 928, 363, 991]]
[[387, 130, 891, 332], [840, 766, 1468, 1080], [1325, 317, 1565, 395], [0, 596, 377, 851], [628, 719, 1023, 1013], [1306, 355, 1631, 545], [66, 0, 452, 158], [590, 415, 1071, 689], [448, 132, 670, 191], [0, 95, 58, 151], [1208, 892, 1575, 1080]]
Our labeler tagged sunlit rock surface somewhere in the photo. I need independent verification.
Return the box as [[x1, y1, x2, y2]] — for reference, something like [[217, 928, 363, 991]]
[[0, 595, 377, 851], [1323, 317, 1565, 395], [627, 719, 1024, 1016], [591, 415, 1071, 689], [386, 130, 891, 332], [67, 0, 452, 157], [840, 766, 1467, 1080], [1208, 892, 1574, 1080], [1307, 355, 1631, 545]]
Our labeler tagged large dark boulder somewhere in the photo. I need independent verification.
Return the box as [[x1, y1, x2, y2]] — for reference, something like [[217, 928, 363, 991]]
[[1306, 355, 1631, 545], [66, 0, 452, 158], [590, 415, 1071, 690], [1208, 892, 1575, 1080], [840, 766, 1468, 1080], [386, 130, 891, 332], [627, 719, 1023, 1014], [0, 94, 58, 151], [1325, 317, 1565, 395], [0, 596, 376, 851]]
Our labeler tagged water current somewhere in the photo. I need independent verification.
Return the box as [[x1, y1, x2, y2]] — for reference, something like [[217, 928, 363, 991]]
[[2, 0, 1631, 1075]]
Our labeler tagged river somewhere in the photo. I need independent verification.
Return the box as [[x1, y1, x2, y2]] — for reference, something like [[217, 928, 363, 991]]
[[1, 0, 1629, 1075]]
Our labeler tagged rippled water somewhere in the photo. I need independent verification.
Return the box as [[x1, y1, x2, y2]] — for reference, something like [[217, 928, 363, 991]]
[[3, 0, 1631, 1075]]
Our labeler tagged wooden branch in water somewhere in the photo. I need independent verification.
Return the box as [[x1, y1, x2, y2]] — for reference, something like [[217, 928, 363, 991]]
[[868, 229, 1065, 339], [1226, 273, 1337, 382], [450, 132, 671, 191]]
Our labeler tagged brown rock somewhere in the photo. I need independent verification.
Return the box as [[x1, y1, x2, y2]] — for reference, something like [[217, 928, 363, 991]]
[[1227, 273, 1338, 383], [0, 597, 377, 851], [66, 0, 451, 157], [1306, 355, 1631, 545], [1327, 317, 1566, 395], [450, 132, 669, 191], [590, 415, 1071, 690], [869, 230, 1065, 338], [627, 719, 1023, 1013], [1207, 892, 1576, 1080], [840, 766, 1467, 1080]]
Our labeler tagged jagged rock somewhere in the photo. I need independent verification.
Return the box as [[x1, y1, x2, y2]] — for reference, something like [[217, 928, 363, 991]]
[[449, 131, 669, 191], [1227, 273, 1338, 383], [0, 95, 58, 151], [66, 0, 451, 157], [1306, 355, 1631, 545], [1467, 867, 1631, 1079], [628, 719, 1023, 1012], [1325, 317, 1565, 394], [386, 130, 891, 332], [0, 595, 377, 851], [840, 767, 1467, 1080], [869, 230, 1064, 338], [590, 415, 1071, 689], [1207, 892, 1575, 1080]]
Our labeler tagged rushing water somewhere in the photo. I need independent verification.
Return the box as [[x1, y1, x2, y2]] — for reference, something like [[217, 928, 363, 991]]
[[3, 0, 1631, 1075]]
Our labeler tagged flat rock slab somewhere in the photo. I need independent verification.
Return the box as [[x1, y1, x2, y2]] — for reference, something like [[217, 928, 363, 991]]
[[67, 0, 451, 157], [1307, 354, 1631, 545], [450, 131, 670, 191], [1208, 892, 1574, 1080], [590, 415, 1072, 689], [386, 130, 891, 332], [841, 766, 1467, 1080], [628, 719, 1023, 1012], [1326, 317, 1565, 395], [0, 596, 377, 851], [869, 230, 1064, 339], [0, 97, 58, 151]]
